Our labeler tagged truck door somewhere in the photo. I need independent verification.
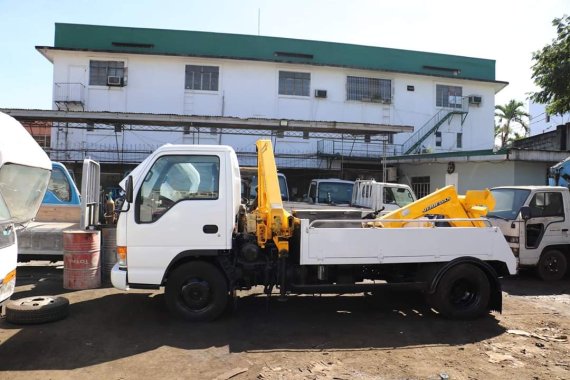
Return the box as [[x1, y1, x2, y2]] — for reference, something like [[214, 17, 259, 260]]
[[126, 153, 227, 284], [520, 191, 566, 265]]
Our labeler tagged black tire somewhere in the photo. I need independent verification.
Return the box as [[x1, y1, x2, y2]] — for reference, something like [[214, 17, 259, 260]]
[[6, 296, 69, 325], [429, 264, 491, 320], [165, 261, 228, 322], [537, 249, 567, 281]]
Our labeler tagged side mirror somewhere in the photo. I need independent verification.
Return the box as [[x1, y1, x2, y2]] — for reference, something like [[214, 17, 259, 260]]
[[520, 206, 531, 221], [125, 175, 134, 204]]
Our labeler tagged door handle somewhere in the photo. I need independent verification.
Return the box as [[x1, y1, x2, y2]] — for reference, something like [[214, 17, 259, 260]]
[[563, 229, 568, 232], [203, 225, 219, 234]]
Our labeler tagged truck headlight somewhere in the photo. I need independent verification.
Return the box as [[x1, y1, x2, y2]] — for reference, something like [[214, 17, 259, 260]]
[[117, 246, 127, 267], [505, 236, 519, 244], [0, 269, 16, 303]]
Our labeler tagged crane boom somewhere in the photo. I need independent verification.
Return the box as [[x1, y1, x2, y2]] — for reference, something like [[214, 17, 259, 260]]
[[253, 140, 294, 254], [378, 185, 495, 227]]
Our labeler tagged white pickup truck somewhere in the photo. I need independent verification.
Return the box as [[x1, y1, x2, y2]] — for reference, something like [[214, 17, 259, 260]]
[[111, 140, 516, 321], [488, 186, 570, 280]]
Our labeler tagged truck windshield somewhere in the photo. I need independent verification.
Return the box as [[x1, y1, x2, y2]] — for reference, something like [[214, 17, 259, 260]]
[[385, 187, 415, 208], [0, 163, 51, 224], [318, 182, 353, 204], [488, 188, 531, 220]]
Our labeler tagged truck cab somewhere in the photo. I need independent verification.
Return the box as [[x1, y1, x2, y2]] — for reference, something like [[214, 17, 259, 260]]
[[0, 112, 51, 305], [488, 186, 570, 280], [305, 179, 354, 205], [352, 179, 417, 213]]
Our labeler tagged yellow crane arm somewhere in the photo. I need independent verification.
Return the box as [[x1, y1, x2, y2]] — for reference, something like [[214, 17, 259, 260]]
[[378, 185, 495, 228], [254, 140, 294, 253]]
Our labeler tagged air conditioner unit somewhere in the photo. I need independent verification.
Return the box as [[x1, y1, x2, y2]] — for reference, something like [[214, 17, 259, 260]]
[[107, 76, 123, 86], [314, 89, 327, 98], [468, 95, 482, 105]]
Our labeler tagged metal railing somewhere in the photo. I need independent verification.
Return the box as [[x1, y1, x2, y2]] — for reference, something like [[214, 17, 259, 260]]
[[54, 83, 85, 104], [317, 139, 403, 159], [401, 98, 469, 155]]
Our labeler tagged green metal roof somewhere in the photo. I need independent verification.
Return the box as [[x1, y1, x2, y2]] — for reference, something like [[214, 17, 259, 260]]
[[48, 23, 500, 82]]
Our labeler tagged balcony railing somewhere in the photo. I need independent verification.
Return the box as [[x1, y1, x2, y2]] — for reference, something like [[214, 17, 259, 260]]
[[317, 139, 403, 159], [54, 83, 85, 106]]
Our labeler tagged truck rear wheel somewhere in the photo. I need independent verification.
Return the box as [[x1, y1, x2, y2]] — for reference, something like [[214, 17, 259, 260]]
[[537, 249, 567, 281], [429, 264, 490, 319], [165, 261, 228, 322]]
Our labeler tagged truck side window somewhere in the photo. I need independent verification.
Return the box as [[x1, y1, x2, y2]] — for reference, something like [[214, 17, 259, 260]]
[[48, 167, 71, 202], [136, 155, 220, 223], [529, 192, 564, 218], [308, 183, 316, 202]]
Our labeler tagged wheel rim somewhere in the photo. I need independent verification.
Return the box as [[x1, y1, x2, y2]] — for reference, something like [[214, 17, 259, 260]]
[[181, 279, 211, 311], [18, 297, 55, 307], [449, 279, 480, 309], [544, 255, 559, 274]]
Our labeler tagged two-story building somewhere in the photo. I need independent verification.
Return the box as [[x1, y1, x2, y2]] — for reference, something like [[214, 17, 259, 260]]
[[26, 23, 561, 195]]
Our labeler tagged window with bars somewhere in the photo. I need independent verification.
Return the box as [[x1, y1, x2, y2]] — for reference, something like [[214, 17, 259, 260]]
[[278, 71, 310, 96], [436, 85, 462, 108], [347, 76, 391, 103], [435, 132, 442, 147], [411, 176, 430, 199], [89, 61, 125, 86], [185, 65, 219, 91]]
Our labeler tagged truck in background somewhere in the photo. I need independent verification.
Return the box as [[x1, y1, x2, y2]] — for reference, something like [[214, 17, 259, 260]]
[[111, 140, 516, 322], [17, 159, 100, 261], [351, 179, 417, 213], [241, 167, 289, 201], [304, 178, 354, 205], [488, 185, 570, 281], [0, 112, 52, 306]]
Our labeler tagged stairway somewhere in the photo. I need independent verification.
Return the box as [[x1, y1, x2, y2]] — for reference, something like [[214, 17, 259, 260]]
[[401, 104, 469, 155]]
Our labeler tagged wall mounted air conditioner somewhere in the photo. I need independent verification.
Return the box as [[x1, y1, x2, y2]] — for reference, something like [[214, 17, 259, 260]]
[[314, 89, 327, 98], [107, 76, 123, 86], [468, 95, 482, 105]]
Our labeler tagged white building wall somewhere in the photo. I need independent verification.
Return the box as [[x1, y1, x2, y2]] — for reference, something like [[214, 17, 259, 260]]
[[399, 160, 549, 194], [50, 50, 499, 165], [529, 101, 570, 136]]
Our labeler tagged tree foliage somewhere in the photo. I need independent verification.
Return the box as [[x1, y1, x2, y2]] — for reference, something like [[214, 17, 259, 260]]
[[530, 15, 570, 115], [495, 99, 529, 148]]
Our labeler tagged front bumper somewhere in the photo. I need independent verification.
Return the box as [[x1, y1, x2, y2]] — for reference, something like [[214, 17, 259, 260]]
[[111, 263, 129, 291]]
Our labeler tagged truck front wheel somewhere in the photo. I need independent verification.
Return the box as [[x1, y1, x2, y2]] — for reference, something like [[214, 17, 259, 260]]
[[165, 261, 228, 321], [429, 264, 491, 319], [537, 249, 567, 281]]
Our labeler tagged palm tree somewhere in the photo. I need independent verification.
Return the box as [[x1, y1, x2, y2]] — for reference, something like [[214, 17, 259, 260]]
[[495, 100, 529, 148]]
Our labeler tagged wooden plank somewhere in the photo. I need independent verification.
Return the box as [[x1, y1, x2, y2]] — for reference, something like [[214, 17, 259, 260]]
[[35, 205, 81, 223]]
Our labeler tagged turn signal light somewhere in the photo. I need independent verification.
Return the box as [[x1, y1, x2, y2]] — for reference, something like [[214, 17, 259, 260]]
[[117, 246, 127, 266], [2, 269, 16, 284]]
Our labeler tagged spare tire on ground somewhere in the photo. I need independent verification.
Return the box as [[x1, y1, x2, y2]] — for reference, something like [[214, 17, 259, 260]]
[[5, 296, 69, 325]]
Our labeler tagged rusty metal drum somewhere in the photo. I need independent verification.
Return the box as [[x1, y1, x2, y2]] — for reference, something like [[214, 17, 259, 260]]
[[100, 226, 117, 284], [63, 230, 101, 289]]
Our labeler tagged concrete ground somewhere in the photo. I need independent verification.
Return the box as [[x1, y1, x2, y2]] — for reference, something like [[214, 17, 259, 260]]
[[1, 262, 570, 379]]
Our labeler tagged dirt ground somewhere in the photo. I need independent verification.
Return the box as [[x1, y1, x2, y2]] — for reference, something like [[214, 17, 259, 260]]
[[1, 263, 570, 380]]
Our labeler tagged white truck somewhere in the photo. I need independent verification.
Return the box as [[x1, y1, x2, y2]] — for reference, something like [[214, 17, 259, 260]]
[[111, 140, 516, 321], [488, 185, 570, 281], [0, 113, 52, 306], [351, 179, 416, 213]]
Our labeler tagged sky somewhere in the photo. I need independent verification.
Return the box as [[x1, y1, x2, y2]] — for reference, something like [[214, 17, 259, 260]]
[[0, 0, 566, 111]]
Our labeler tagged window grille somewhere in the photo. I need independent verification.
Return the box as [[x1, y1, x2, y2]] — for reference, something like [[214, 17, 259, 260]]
[[411, 176, 430, 199], [278, 71, 310, 96], [89, 61, 125, 86], [436, 85, 462, 108], [185, 65, 219, 91], [347, 76, 391, 103]]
